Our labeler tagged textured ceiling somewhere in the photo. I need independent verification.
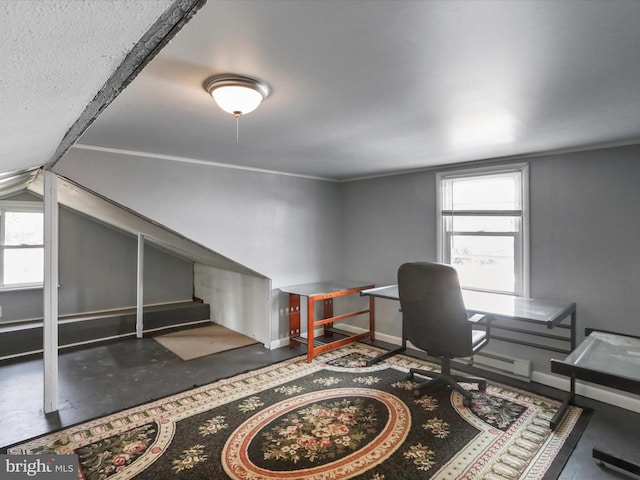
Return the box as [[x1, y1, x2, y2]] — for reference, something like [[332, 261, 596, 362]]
[[0, 0, 174, 173], [3, 1, 640, 182]]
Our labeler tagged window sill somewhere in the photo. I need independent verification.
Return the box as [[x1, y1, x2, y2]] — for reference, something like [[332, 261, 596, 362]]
[[0, 284, 49, 293]]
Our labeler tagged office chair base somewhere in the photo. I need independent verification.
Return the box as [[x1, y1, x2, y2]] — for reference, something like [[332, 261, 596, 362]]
[[408, 367, 487, 407]]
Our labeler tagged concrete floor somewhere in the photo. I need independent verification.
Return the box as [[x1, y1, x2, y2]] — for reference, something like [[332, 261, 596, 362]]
[[1, 337, 639, 479]]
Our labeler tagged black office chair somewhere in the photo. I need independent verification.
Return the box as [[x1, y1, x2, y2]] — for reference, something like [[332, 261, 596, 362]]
[[398, 261, 491, 407]]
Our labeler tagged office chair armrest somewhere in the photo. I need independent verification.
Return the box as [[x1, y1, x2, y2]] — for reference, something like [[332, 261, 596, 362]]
[[469, 314, 492, 338]]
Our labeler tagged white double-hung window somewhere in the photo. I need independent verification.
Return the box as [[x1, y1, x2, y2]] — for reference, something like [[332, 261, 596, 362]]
[[436, 164, 529, 296], [0, 201, 44, 288]]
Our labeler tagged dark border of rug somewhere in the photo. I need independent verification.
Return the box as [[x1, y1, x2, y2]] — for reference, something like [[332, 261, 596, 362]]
[[1, 344, 594, 480], [541, 406, 593, 480], [398, 350, 596, 480]]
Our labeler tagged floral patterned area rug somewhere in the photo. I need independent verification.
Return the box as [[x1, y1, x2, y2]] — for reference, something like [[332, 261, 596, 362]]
[[7, 344, 587, 480]]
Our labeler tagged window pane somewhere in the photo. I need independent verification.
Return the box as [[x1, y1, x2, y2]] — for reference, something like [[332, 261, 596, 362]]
[[443, 215, 519, 233], [443, 172, 521, 211], [4, 212, 43, 245], [451, 235, 514, 293], [4, 248, 44, 284]]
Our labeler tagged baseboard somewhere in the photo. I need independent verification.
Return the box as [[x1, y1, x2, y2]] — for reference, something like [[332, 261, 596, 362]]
[[533, 371, 640, 414], [270, 337, 292, 350]]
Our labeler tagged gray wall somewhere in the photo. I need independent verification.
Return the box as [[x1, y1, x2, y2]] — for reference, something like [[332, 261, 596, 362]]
[[0, 199, 193, 323], [529, 148, 640, 336], [55, 144, 640, 354], [55, 147, 343, 343], [341, 145, 640, 370]]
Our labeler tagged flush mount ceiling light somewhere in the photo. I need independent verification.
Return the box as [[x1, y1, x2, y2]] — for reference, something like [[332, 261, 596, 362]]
[[204, 74, 270, 142], [204, 74, 269, 116]]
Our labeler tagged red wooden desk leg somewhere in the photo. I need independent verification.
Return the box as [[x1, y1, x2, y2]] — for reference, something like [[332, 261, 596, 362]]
[[289, 294, 301, 348], [307, 297, 315, 362], [323, 298, 334, 337]]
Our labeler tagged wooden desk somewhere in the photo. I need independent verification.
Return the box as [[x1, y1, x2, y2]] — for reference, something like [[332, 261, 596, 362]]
[[281, 281, 375, 363], [551, 329, 640, 476], [361, 285, 576, 429]]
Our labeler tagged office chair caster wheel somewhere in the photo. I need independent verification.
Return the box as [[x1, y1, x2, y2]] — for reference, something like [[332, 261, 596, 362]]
[[478, 381, 487, 391]]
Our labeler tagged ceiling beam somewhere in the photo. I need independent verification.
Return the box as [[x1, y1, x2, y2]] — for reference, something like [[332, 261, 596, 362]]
[[45, 0, 207, 170]]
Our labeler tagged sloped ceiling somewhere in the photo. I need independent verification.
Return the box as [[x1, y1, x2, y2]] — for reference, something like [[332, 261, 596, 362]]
[[0, 168, 40, 198], [25, 169, 264, 277]]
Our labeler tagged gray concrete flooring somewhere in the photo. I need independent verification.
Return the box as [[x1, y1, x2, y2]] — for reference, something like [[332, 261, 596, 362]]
[[1, 337, 638, 479]]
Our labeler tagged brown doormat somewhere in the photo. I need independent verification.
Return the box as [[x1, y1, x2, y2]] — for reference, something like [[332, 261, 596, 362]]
[[154, 324, 259, 360]]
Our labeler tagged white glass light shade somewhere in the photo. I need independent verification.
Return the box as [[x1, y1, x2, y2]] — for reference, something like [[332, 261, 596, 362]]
[[204, 75, 270, 116], [211, 85, 264, 115]]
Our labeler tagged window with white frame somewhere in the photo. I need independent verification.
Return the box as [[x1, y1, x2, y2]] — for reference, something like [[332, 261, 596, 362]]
[[436, 164, 529, 296], [0, 201, 44, 288]]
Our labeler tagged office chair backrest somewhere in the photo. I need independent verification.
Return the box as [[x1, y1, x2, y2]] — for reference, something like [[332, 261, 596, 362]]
[[398, 262, 472, 358]]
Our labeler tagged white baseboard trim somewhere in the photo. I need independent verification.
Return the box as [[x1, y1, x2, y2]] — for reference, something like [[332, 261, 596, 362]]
[[270, 337, 291, 350], [533, 371, 640, 414], [319, 324, 640, 414]]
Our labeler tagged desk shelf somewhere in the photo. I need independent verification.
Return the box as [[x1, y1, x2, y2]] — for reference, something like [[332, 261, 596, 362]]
[[281, 281, 375, 363]]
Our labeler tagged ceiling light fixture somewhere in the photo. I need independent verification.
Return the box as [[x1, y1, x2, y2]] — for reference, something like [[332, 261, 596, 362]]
[[204, 74, 270, 143]]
